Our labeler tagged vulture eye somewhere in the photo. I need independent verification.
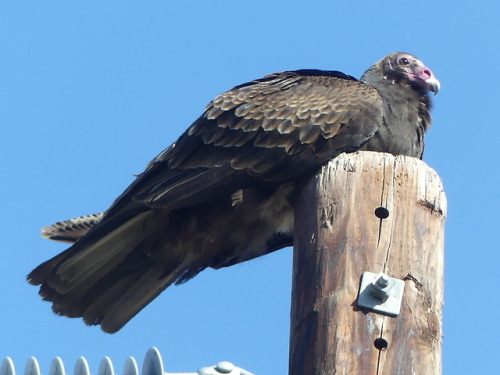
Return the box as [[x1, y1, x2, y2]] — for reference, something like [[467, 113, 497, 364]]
[[398, 57, 410, 66]]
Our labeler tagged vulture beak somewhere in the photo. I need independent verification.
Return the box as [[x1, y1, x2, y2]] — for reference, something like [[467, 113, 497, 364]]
[[413, 67, 440, 95], [425, 75, 441, 95]]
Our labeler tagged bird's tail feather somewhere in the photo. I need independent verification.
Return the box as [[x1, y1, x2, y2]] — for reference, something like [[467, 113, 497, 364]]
[[41, 213, 103, 243], [80, 261, 183, 333], [28, 210, 189, 333], [97, 263, 180, 333], [49, 212, 152, 293]]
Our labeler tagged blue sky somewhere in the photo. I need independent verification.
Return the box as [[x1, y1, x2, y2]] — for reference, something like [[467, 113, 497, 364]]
[[1, 1, 498, 374]]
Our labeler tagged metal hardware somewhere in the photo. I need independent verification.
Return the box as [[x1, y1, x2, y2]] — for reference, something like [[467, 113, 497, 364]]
[[357, 272, 405, 316]]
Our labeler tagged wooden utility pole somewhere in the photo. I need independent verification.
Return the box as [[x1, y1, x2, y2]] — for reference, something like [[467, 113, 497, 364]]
[[289, 152, 446, 375]]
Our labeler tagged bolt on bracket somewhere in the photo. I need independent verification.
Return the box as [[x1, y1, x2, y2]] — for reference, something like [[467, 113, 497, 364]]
[[357, 272, 405, 316]]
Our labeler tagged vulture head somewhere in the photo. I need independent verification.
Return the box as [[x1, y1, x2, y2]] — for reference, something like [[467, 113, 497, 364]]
[[362, 52, 440, 95]]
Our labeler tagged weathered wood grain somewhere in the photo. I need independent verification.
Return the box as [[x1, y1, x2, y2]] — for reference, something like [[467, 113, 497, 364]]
[[289, 152, 446, 375]]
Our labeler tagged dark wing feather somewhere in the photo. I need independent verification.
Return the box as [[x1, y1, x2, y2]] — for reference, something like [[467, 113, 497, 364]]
[[138, 71, 382, 200], [83, 71, 383, 222], [28, 70, 385, 333]]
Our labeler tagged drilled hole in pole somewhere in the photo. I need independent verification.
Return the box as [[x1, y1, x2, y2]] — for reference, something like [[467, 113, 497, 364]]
[[374, 207, 389, 219], [374, 338, 388, 351]]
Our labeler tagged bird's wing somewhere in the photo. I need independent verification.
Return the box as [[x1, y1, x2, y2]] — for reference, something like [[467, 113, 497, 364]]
[[29, 70, 385, 333], [39, 71, 384, 247], [105, 71, 383, 215]]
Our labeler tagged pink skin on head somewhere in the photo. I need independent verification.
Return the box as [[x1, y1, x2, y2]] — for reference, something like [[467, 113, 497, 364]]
[[407, 65, 441, 94]]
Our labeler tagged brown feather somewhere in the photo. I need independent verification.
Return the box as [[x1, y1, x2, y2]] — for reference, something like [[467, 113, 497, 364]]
[[29, 52, 439, 333]]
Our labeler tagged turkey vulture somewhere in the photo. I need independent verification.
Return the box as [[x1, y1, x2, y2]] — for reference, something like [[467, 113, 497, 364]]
[[29, 52, 440, 333]]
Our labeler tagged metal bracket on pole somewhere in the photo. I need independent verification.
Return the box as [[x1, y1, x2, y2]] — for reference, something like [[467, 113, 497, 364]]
[[357, 272, 405, 316]]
